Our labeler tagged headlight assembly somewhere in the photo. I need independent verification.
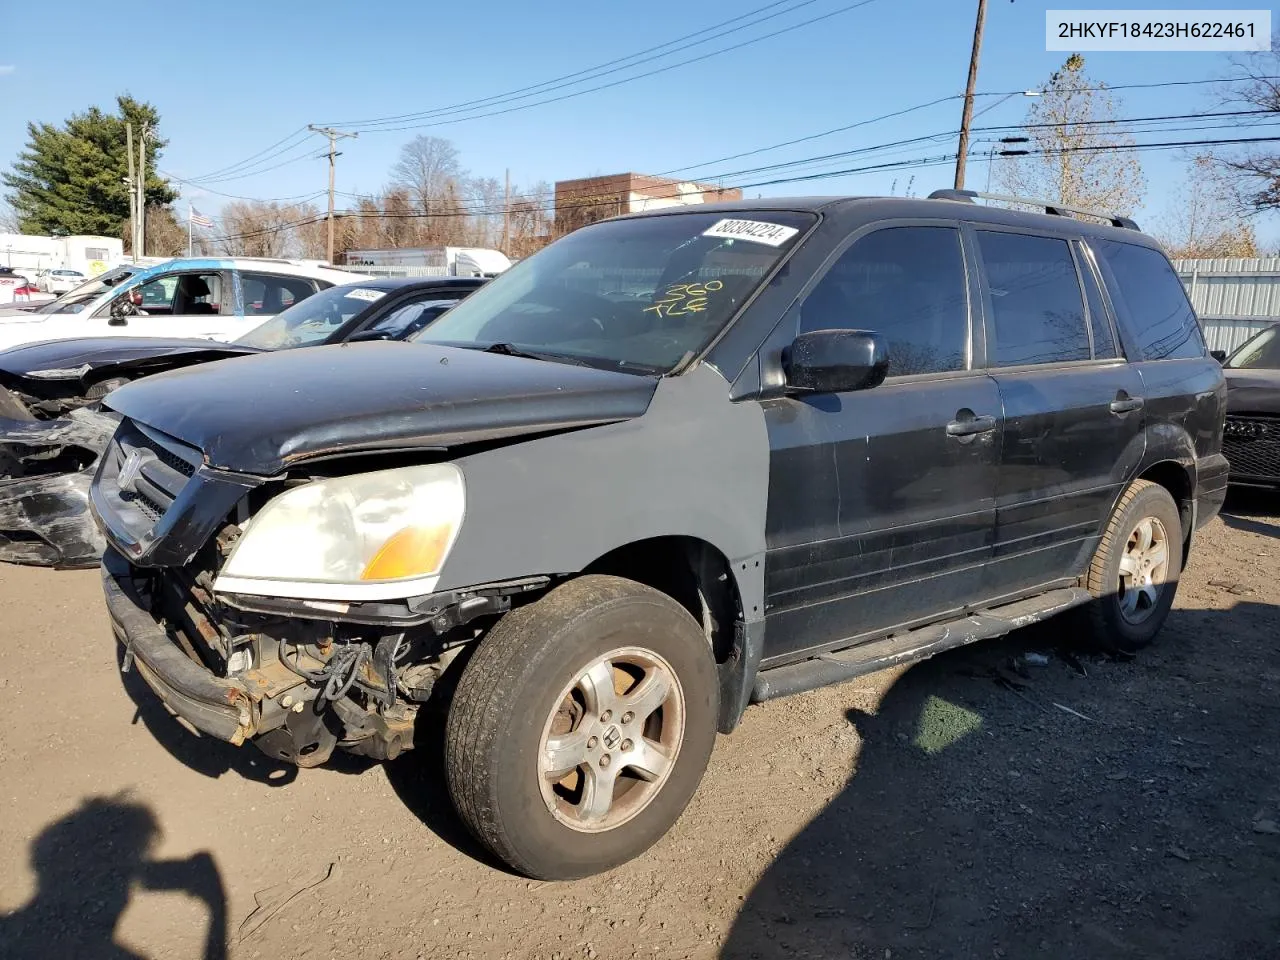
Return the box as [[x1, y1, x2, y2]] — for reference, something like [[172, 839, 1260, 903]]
[[212, 463, 465, 601]]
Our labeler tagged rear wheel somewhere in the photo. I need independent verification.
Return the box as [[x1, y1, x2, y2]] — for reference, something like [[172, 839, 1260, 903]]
[[444, 575, 719, 880], [1084, 479, 1183, 652]]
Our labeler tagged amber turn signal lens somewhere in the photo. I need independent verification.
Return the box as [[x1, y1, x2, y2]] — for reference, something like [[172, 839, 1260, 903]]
[[360, 525, 452, 581]]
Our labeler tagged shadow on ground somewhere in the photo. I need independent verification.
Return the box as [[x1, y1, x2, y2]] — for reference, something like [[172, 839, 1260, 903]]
[[720, 602, 1280, 960], [1220, 487, 1280, 537], [0, 795, 227, 960], [116, 645, 495, 866]]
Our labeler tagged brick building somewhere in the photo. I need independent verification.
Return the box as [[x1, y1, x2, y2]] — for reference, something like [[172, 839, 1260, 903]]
[[554, 173, 743, 235]]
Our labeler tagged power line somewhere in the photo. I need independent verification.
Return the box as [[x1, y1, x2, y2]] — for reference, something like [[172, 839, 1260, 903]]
[[183, 127, 312, 182], [325, 0, 825, 129], [337, 0, 884, 133]]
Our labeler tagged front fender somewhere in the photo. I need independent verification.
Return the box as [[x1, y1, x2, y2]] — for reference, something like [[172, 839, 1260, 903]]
[[438, 364, 771, 629]]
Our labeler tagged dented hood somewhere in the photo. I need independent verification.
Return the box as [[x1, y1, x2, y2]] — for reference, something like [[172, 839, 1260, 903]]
[[0, 336, 262, 382], [104, 340, 658, 475], [1225, 368, 1280, 416]]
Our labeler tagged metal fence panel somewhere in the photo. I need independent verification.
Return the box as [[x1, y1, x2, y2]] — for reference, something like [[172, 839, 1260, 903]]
[[1200, 317, 1274, 355], [1174, 258, 1280, 319]]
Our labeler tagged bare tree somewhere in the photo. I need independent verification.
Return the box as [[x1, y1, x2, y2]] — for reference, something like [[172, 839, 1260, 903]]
[[998, 54, 1145, 215], [508, 180, 554, 258], [1153, 154, 1258, 258], [0, 201, 18, 233], [1215, 42, 1280, 211], [216, 200, 323, 257], [390, 136, 465, 242], [463, 176, 503, 247]]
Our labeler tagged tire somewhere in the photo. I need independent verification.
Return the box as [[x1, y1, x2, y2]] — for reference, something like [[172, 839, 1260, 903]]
[[444, 574, 719, 880], [1083, 479, 1184, 653]]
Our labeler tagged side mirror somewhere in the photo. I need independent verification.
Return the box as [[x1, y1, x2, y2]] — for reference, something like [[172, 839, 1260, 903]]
[[784, 329, 890, 394], [108, 292, 138, 325], [1211, 349, 1227, 364]]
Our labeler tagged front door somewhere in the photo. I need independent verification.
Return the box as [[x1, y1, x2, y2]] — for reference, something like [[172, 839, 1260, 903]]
[[762, 224, 1003, 664], [92, 270, 234, 340], [971, 228, 1146, 596]]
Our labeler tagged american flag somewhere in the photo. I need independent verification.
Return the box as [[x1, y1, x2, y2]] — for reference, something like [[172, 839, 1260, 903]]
[[189, 206, 214, 229]]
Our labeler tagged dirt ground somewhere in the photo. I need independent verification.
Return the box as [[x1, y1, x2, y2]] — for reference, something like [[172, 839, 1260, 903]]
[[2, 492, 1279, 960]]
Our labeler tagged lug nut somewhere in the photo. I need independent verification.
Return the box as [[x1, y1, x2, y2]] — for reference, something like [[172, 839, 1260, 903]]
[[281, 695, 295, 708], [599, 755, 611, 767], [621, 739, 633, 751], [601, 710, 612, 723], [621, 711, 634, 724], [587, 736, 598, 749], [292, 701, 305, 713]]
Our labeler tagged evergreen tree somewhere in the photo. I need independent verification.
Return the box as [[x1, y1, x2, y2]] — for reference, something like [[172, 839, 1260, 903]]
[[3, 95, 176, 236]]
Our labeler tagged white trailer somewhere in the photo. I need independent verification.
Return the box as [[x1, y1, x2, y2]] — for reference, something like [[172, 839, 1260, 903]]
[[343, 246, 512, 277]]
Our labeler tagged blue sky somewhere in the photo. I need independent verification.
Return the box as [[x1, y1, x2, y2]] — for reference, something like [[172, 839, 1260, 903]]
[[0, 0, 1274, 242]]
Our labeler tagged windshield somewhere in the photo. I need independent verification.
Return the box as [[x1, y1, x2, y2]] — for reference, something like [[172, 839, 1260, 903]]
[[34, 266, 141, 314], [412, 210, 816, 373], [234, 282, 385, 349], [1226, 325, 1280, 370]]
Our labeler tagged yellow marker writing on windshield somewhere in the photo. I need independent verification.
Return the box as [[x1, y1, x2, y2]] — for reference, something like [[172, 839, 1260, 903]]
[[644, 280, 723, 318]]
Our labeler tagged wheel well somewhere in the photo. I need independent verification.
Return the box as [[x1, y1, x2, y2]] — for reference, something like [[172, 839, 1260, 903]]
[[1137, 460, 1194, 556], [582, 537, 741, 663]]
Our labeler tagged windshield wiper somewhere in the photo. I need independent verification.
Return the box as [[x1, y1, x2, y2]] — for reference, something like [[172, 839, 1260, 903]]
[[478, 342, 592, 366]]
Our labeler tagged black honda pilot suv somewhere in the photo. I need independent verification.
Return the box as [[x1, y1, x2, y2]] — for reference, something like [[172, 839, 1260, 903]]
[[91, 192, 1228, 880]]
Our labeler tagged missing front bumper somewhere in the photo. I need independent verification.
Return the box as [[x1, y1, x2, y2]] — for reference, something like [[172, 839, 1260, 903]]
[[102, 551, 256, 744]]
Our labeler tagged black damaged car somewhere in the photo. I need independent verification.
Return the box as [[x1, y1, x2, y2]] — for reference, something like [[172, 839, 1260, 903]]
[[0, 276, 484, 567], [92, 192, 1227, 880]]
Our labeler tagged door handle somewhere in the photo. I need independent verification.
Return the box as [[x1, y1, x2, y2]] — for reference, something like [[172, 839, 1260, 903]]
[[1110, 397, 1144, 414], [946, 414, 998, 437]]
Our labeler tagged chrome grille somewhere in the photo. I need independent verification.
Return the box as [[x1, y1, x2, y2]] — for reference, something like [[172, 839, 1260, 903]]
[[97, 419, 204, 544], [1223, 414, 1280, 483]]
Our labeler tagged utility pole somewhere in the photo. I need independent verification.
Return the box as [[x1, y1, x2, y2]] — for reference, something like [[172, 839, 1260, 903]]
[[953, 0, 989, 189], [502, 168, 511, 253], [137, 124, 148, 257], [125, 123, 138, 263], [308, 125, 358, 264]]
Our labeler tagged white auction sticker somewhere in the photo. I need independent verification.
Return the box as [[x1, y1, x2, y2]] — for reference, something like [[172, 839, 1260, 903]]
[[1047, 10, 1271, 51], [702, 219, 800, 247], [345, 288, 386, 303]]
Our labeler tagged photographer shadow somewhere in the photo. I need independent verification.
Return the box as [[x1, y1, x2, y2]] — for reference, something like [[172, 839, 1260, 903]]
[[0, 795, 227, 960]]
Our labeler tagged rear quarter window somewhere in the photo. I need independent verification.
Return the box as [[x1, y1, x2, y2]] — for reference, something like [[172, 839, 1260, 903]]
[[1092, 240, 1205, 361]]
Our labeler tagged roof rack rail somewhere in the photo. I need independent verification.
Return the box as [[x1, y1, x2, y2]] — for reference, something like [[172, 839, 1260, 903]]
[[926, 188, 1140, 231]]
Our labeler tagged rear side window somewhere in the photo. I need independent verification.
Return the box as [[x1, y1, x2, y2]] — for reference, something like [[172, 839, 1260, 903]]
[[798, 226, 969, 377], [976, 231, 1089, 367], [1092, 240, 1205, 361], [241, 273, 319, 316]]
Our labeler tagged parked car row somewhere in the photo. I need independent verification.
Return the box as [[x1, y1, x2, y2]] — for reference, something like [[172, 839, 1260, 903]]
[[0, 192, 1239, 882]]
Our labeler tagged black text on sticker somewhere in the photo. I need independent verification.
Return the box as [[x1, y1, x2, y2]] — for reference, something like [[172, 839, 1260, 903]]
[[701, 218, 800, 247]]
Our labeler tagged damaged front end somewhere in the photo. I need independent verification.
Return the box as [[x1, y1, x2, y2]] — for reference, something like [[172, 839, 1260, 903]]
[[103, 532, 543, 766], [0, 384, 119, 567]]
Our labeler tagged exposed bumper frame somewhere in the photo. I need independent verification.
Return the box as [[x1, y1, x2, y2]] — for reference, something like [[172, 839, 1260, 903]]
[[102, 549, 255, 744]]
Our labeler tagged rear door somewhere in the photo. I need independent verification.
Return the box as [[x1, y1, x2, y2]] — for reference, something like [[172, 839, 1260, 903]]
[[762, 223, 1003, 663], [972, 227, 1145, 598], [235, 272, 322, 339]]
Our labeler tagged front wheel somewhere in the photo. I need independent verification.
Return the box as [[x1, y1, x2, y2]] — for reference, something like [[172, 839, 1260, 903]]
[[1084, 479, 1184, 652], [444, 575, 719, 880]]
